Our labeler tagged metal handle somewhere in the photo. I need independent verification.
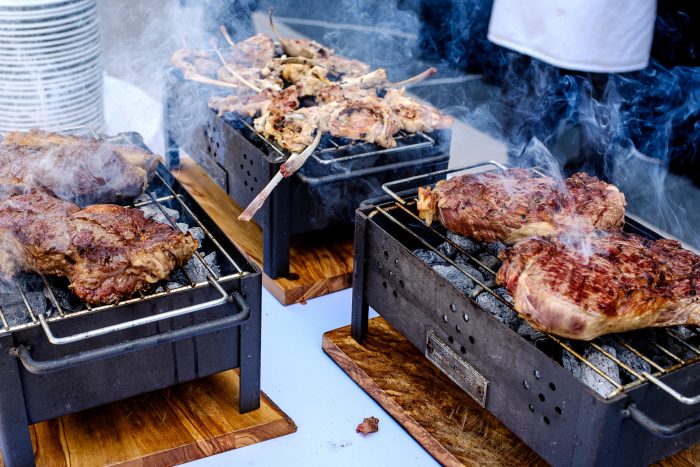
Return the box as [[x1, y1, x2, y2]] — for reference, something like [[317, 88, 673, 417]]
[[643, 372, 700, 405], [622, 403, 700, 438], [296, 154, 451, 186], [10, 292, 249, 375], [38, 278, 231, 345]]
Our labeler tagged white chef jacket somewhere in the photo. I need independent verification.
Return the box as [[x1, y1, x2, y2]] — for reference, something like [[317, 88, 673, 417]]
[[488, 0, 657, 73]]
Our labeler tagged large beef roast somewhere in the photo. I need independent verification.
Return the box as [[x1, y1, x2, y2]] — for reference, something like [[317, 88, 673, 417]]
[[0, 192, 198, 305], [417, 169, 626, 244], [497, 230, 700, 340], [0, 130, 160, 205]]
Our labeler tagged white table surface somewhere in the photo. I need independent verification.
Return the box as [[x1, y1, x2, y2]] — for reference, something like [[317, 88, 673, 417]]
[[104, 76, 439, 467]]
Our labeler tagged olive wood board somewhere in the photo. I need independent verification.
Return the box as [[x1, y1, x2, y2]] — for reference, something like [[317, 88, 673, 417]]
[[322, 317, 700, 467], [0, 369, 295, 467], [174, 155, 354, 305]]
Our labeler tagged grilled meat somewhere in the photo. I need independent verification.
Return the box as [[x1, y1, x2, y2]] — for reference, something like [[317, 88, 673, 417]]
[[327, 97, 402, 148], [0, 130, 160, 205], [497, 230, 700, 340], [0, 192, 198, 305], [417, 169, 626, 243], [383, 88, 454, 133], [225, 33, 275, 68]]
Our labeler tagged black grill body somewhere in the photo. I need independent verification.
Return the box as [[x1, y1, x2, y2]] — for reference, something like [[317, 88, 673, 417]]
[[164, 69, 452, 278], [351, 200, 700, 466], [0, 138, 262, 467]]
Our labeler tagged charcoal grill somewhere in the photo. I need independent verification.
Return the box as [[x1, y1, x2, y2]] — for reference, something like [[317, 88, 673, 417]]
[[351, 161, 700, 466], [0, 131, 262, 467], [164, 69, 451, 278]]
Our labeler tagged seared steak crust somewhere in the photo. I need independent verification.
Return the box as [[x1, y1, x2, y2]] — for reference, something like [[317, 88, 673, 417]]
[[0, 193, 198, 304], [0, 130, 160, 205], [496, 230, 700, 340], [417, 169, 625, 244]]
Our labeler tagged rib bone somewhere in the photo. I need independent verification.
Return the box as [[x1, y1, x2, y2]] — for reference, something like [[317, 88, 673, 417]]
[[238, 130, 322, 222]]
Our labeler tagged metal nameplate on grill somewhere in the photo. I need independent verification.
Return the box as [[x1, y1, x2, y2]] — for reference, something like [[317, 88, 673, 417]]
[[426, 330, 488, 407]]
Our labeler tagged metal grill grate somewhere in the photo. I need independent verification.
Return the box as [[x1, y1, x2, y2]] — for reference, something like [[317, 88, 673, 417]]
[[0, 130, 251, 335], [234, 115, 436, 165], [371, 161, 700, 401]]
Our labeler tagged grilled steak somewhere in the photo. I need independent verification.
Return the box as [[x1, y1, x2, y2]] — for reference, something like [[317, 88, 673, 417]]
[[496, 230, 700, 340], [417, 169, 626, 244], [0, 130, 161, 205], [0, 192, 198, 305]]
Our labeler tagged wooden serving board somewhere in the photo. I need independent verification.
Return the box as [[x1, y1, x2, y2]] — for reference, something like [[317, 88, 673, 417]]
[[0, 370, 295, 467], [322, 317, 700, 467], [174, 156, 354, 305]]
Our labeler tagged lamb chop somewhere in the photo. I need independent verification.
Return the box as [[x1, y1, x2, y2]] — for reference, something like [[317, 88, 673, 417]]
[[172, 33, 276, 89], [0, 192, 198, 305], [497, 230, 700, 340], [383, 88, 454, 133], [0, 130, 161, 205], [417, 169, 626, 243]]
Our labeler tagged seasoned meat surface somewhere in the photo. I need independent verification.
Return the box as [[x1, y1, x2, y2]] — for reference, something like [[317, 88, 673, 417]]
[[0, 130, 160, 205], [417, 169, 625, 244], [0, 193, 198, 304], [496, 230, 700, 340]]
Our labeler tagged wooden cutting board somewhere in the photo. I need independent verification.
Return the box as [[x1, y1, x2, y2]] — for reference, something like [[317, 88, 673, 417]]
[[0, 370, 296, 467], [174, 156, 354, 305], [322, 317, 700, 467]]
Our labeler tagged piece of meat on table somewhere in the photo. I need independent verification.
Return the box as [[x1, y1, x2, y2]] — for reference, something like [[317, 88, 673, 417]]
[[417, 169, 626, 244], [496, 230, 700, 340], [0, 130, 161, 205], [0, 192, 198, 305]]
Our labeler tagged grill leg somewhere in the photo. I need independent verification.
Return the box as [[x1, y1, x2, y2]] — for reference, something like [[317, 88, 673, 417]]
[[163, 92, 180, 169], [239, 283, 261, 414], [0, 345, 34, 467], [351, 213, 369, 343], [263, 177, 291, 278]]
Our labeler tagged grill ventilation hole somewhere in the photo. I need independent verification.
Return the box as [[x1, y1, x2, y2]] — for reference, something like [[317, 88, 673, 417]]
[[543, 416, 550, 425], [538, 393, 545, 402], [549, 382, 556, 391], [534, 369, 541, 379], [460, 346, 466, 354], [442, 314, 448, 323], [463, 313, 469, 322], [448, 336, 454, 344], [523, 380, 530, 389], [468, 336, 475, 344], [555, 406, 562, 415], [528, 404, 535, 412], [455, 324, 461, 333]]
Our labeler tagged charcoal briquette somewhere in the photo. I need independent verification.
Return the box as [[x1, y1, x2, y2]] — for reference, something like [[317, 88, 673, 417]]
[[413, 249, 446, 267], [432, 264, 474, 294]]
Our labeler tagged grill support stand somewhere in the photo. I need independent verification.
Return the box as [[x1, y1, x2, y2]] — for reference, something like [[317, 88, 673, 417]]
[[263, 178, 291, 278], [351, 213, 369, 343], [0, 340, 33, 467], [239, 285, 262, 413]]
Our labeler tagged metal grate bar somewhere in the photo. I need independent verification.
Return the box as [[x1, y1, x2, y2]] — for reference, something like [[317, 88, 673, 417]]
[[16, 285, 38, 323], [649, 340, 686, 364], [547, 335, 623, 389], [153, 172, 245, 275], [147, 192, 221, 282], [389, 200, 501, 277], [589, 341, 644, 380], [665, 329, 700, 355], [613, 337, 667, 373], [0, 304, 9, 331], [375, 204, 513, 310], [41, 275, 66, 318]]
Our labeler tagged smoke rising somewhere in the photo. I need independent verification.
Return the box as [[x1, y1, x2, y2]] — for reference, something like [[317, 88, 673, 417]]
[[97, 1, 700, 248]]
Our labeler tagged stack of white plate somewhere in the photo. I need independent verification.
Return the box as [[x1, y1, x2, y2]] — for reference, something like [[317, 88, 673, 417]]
[[0, 0, 103, 132]]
